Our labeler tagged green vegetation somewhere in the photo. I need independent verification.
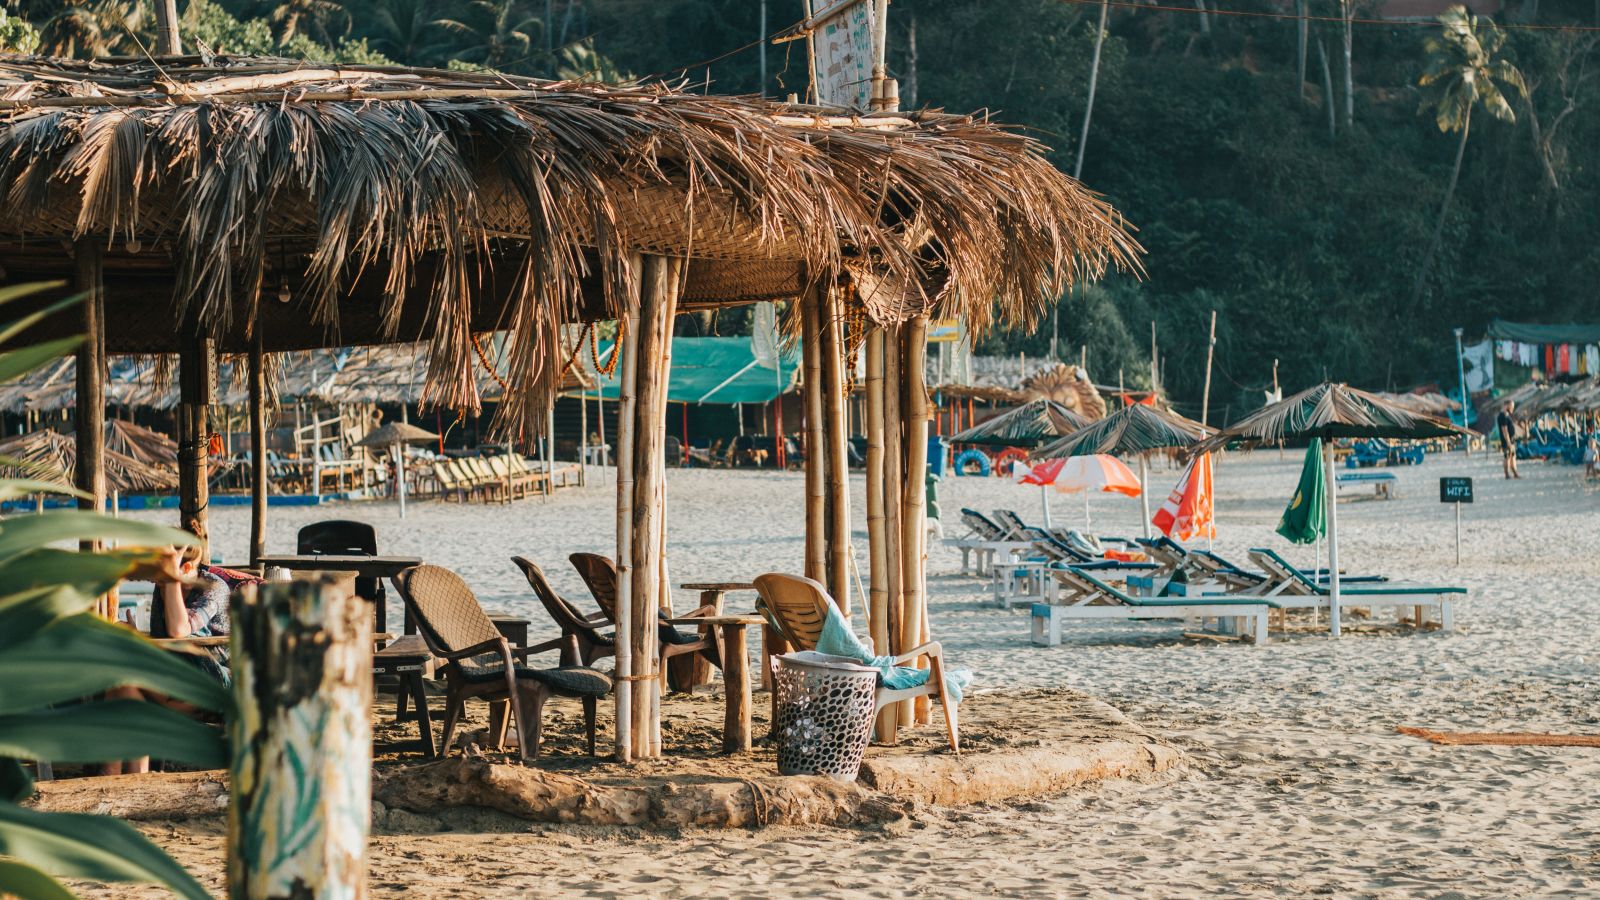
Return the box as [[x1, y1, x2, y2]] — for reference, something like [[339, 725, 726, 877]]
[[3, 0, 1595, 415], [0, 285, 229, 900]]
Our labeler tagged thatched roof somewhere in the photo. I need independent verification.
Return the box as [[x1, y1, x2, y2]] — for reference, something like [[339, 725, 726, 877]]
[[1482, 377, 1600, 417], [947, 398, 1091, 447], [0, 55, 1141, 437], [0, 339, 590, 412], [1033, 402, 1210, 459], [0, 426, 178, 492], [1189, 382, 1470, 456]]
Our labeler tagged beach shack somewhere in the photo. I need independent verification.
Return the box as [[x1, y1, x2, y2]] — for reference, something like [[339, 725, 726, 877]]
[[0, 55, 1139, 762]]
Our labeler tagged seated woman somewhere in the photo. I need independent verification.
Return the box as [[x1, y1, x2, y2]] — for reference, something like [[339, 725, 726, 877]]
[[148, 539, 233, 686]]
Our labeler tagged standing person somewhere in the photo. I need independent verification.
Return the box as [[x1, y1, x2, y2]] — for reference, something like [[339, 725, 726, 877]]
[[1496, 400, 1521, 479]]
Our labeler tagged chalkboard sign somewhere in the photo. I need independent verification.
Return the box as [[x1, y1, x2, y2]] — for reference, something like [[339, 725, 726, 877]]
[[1439, 477, 1474, 504]]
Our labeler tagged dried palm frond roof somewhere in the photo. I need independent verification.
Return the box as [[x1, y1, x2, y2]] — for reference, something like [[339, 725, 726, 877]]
[[0, 54, 1140, 437], [1033, 402, 1210, 460], [1189, 382, 1471, 457], [0, 426, 178, 493], [947, 398, 1092, 447]]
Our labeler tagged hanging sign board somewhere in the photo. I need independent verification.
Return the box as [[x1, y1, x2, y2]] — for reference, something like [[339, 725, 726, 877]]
[[927, 319, 962, 343], [807, 0, 874, 109], [1439, 477, 1473, 504]]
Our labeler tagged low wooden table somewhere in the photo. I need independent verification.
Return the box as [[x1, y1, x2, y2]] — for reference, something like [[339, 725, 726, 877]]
[[677, 582, 757, 689], [256, 554, 422, 633], [374, 635, 435, 758], [665, 614, 764, 754]]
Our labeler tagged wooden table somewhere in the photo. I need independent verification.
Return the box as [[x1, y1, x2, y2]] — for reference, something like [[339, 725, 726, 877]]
[[374, 635, 435, 758], [665, 614, 764, 754], [256, 555, 422, 633], [677, 582, 757, 689]]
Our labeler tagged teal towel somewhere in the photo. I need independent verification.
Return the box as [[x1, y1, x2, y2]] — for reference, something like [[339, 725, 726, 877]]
[[814, 601, 971, 704]]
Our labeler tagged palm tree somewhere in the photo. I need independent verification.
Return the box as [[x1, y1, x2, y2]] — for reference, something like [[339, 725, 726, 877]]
[[433, 0, 544, 72], [358, 0, 454, 66], [1407, 6, 1525, 310], [36, 0, 141, 57], [267, 0, 350, 46]]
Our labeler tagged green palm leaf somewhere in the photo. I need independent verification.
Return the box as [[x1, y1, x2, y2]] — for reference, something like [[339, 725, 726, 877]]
[[0, 858, 79, 900], [0, 701, 225, 768], [0, 615, 230, 715], [0, 338, 85, 386], [0, 804, 212, 900], [0, 511, 198, 563]]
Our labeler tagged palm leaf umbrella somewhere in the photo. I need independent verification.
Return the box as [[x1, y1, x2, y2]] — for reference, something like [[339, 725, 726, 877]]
[[1188, 382, 1471, 636], [355, 422, 440, 518], [948, 398, 1093, 447], [0, 429, 179, 495], [1034, 403, 1212, 537]]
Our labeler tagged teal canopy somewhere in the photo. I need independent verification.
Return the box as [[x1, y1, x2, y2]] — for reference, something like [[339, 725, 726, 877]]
[[1487, 320, 1600, 344], [581, 337, 799, 404]]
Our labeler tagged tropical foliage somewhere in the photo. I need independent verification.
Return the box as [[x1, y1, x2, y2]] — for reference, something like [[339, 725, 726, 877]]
[[0, 284, 228, 900]]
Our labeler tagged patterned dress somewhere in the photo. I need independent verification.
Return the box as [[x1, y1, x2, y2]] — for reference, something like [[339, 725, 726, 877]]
[[150, 568, 232, 685]]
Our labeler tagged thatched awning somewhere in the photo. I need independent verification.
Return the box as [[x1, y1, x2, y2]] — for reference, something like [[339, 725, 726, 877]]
[[0, 54, 1140, 434], [0, 425, 178, 493]]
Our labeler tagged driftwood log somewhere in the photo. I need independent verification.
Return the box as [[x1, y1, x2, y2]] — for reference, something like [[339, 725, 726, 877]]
[[374, 758, 908, 829]]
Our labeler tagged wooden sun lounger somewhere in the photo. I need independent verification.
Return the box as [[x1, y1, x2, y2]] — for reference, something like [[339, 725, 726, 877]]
[[1246, 548, 1461, 629], [945, 507, 1034, 577], [1031, 565, 1272, 646]]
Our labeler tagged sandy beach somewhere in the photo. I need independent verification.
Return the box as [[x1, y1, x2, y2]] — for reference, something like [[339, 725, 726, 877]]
[[105, 450, 1600, 898]]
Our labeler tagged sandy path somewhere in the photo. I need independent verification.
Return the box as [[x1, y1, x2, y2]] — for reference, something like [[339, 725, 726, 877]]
[[110, 451, 1600, 897]]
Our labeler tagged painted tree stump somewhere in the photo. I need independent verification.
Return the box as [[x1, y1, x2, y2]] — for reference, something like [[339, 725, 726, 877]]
[[228, 573, 370, 900]]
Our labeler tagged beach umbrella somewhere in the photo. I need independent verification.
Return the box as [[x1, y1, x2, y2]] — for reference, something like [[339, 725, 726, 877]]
[[355, 422, 440, 518], [1189, 382, 1471, 636], [1017, 454, 1141, 527], [1152, 453, 1216, 544], [1034, 403, 1211, 537], [948, 398, 1093, 447], [0, 428, 179, 495]]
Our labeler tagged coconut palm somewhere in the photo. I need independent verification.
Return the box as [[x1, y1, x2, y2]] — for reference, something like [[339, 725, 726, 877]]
[[36, 0, 140, 57], [1407, 6, 1525, 311], [266, 0, 350, 46], [432, 0, 544, 72], [358, 0, 455, 66]]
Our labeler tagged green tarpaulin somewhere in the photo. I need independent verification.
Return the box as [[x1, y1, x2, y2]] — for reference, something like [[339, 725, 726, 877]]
[[1276, 438, 1326, 544], [580, 337, 800, 404], [1486, 320, 1600, 344]]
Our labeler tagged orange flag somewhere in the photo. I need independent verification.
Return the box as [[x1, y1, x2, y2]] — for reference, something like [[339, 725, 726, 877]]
[[1152, 453, 1215, 541]]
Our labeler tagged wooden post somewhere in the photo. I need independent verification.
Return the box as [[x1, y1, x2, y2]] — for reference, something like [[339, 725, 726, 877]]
[[74, 241, 106, 606], [878, 324, 904, 741], [613, 254, 641, 763], [820, 283, 851, 610], [227, 573, 369, 900], [899, 317, 931, 726], [801, 290, 827, 585], [178, 336, 214, 552], [1200, 310, 1217, 427], [629, 254, 678, 759], [248, 331, 268, 565], [578, 390, 588, 487], [865, 328, 895, 742]]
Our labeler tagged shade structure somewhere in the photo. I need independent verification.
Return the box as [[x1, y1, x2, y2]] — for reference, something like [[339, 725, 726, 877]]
[[1018, 454, 1141, 528], [1190, 382, 1473, 636], [584, 337, 800, 404], [949, 399, 1092, 448], [0, 428, 177, 494], [355, 422, 441, 519], [1033, 403, 1211, 538]]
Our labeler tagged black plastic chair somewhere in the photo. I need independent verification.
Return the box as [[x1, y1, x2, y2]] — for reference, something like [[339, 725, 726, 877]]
[[297, 520, 385, 608]]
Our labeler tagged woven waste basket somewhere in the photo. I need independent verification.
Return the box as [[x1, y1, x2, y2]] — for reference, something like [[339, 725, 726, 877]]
[[773, 651, 879, 781]]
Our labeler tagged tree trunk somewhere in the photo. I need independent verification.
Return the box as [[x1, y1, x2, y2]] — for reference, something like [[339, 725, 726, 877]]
[[1296, 0, 1308, 102], [1317, 36, 1337, 139], [1408, 110, 1472, 313], [1341, 0, 1354, 128], [154, 0, 182, 55], [1074, 0, 1110, 181], [904, 14, 919, 110], [228, 574, 369, 900]]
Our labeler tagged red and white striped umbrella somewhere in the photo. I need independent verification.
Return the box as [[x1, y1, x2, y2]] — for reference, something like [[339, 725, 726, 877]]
[[1016, 454, 1142, 528]]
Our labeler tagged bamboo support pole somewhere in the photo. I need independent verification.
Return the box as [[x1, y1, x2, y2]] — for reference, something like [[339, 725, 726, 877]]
[[248, 331, 268, 565], [612, 254, 642, 763], [801, 290, 827, 585], [878, 324, 904, 741], [178, 335, 214, 552], [865, 328, 895, 743], [73, 241, 106, 615], [820, 282, 851, 611], [900, 317, 931, 726], [227, 573, 369, 900]]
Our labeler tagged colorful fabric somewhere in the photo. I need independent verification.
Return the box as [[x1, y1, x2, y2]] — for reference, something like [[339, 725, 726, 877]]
[[815, 600, 970, 703]]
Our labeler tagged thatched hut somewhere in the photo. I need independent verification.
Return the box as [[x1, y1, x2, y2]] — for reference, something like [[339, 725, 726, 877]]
[[0, 54, 1140, 758]]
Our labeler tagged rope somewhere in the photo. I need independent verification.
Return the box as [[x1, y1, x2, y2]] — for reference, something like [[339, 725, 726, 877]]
[[470, 333, 511, 394], [744, 779, 775, 828], [592, 317, 626, 378], [614, 670, 662, 682]]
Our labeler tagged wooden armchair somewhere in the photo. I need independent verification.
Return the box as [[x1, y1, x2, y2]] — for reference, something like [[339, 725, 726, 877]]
[[568, 552, 724, 692], [753, 572, 959, 752], [511, 556, 615, 667], [393, 564, 611, 759]]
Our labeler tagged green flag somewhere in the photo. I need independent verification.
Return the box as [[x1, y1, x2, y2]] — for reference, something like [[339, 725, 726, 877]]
[[1276, 438, 1326, 544]]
